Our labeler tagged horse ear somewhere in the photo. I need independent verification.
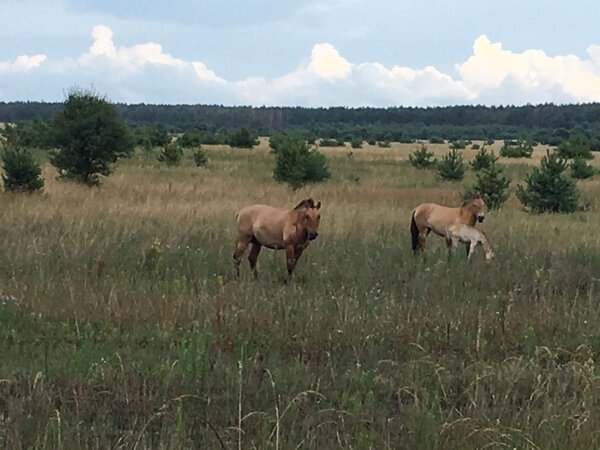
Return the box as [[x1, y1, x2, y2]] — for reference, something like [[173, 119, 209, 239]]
[[316, 201, 321, 210]]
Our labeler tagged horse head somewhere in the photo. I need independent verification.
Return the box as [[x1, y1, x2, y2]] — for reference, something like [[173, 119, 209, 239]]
[[296, 199, 321, 240], [463, 194, 486, 223]]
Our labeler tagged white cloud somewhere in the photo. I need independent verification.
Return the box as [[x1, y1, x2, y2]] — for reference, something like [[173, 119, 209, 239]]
[[0, 54, 47, 73], [458, 35, 600, 102], [308, 43, 352, 80], [3, 26, 600, 106]]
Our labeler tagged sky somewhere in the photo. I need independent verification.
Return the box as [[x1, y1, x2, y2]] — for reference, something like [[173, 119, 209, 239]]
[[1, 0, 600, 107]]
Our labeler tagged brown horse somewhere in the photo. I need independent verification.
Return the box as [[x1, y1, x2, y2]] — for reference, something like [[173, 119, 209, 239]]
[[233, 198, 322, 280], [410, 194, 486, 254]]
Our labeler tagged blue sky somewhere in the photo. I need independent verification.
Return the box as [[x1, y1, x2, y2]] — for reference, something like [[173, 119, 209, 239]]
[[1, 0, 599, 106]]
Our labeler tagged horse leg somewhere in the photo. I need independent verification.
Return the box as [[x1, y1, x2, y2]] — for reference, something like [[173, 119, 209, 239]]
[[416, 227, 430, 254], [467, 242, 477, 260], [248, 243, 262, 279], [233, 237, 251, 277], [285, 245, 297, 281]]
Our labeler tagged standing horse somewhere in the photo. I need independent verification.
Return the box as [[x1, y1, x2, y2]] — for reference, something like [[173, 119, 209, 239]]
[[410, 194, 486, 254], [233, 198, 322, 280], [445, 223, 495, 261]]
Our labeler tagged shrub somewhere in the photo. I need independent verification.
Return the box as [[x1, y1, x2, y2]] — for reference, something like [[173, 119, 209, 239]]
[[367, 139, 376, 145], [470, 146, 498, 171], [437, 149, 466, 180], [228, 127, 258, 148], [429, 137, 444, 144], [273, 134, 330, 190], [465, 159, 510, 210], [178, 130, 202, 148], [157, 142, 183, 166], [570, 157, 595, 179], [149, 124, 170, 147], [557, 135, 593, 160], [500, 139, 534, 158], [2, 145, 44, 193], [449, 140, 467, 149], [319, 138, 343, 147], [351, 138, 363, 149], [471, 143, 480, 150], [486, 139, 495, 145], [409, 144, 437, 168], [193, 147, 208, 167], [516, 150, 580, 213], [49, 89, 133, 185], [377, 141, 391, 148]]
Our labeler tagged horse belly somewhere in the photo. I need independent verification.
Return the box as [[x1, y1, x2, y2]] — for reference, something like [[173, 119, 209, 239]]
[[252, 227, 284, 250]]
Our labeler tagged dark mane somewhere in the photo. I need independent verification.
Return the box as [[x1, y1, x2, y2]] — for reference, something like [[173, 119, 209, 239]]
[[294, 198, 315, 210]]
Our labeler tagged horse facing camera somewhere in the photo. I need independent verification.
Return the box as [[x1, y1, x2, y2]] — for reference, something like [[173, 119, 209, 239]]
[[308, 231, 319, 240], [478, 216, 485, 223]]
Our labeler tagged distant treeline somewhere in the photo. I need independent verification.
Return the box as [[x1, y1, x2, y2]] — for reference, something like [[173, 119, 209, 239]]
[[3, 101, 600, 146]]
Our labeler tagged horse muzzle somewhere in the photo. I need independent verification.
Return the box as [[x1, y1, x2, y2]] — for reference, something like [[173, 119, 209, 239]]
[[308, 231, 319, 241], [477, 215, 485, 223]]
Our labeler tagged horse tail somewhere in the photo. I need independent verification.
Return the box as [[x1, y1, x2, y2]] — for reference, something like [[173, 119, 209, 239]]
[[410, 210, 419, 252]]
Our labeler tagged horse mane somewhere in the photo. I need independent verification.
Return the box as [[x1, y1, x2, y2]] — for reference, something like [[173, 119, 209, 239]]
[[294, 198, 315, 210], [462, 193, 481, 208]]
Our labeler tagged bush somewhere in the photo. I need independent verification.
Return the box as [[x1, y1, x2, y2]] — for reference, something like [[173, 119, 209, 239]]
[[367, 139, 376, 146], [516, 150, 580, 213], [49, 89, 133, 185], [465, 159, 510, 210], [149, 124, 170, 148], [157, 143, 183, 166], [437, 149, 466, 180], [557, 135, 593, 160], [2, 145, 44, 192], [449, 140, 467, 149], [486, 139, 495, 145], [273, 134, 330, 190], [228, 127, 258, 148], [570, 157, 595, 179], [409, 144, 437, 168], [470, 146, 498, 171], [351, 138, 363, 149], [193, 147, 208, 167], [178, 130, 202, 148], [500, 139, 534, 158], [470, 143, 480, 150], [377, 141, 391, 148], [319, 138, 344, 147], [429, 137, 444, 144]]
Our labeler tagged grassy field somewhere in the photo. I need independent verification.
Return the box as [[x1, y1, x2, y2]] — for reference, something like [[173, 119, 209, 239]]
[[1, 140, 600, 449]]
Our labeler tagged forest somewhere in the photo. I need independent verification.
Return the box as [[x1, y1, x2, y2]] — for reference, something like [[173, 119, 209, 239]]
[[2, 101, 600, 147]]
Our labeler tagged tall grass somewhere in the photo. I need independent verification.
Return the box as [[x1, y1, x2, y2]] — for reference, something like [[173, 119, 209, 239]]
[[1, 141, 600, 448]]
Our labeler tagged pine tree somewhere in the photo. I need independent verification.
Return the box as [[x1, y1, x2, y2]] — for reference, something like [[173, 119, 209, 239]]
[[437, 149, 466, 180], [500, 139, 534, 158], [273, 134, 330, 190], [470, 146, 497, 171], [557, 135, 593, 160], [50, 89, 133, 185], [193, 147, 208, 167], [157, 142, 183, 166], [516, 150, 580, 213], [409, 143, 437, 168], [466, 160, 510, 210], [2, 145, 44, 193], [570, 157, 595, 179]]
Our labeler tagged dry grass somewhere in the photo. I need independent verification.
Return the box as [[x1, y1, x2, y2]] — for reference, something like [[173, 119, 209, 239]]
[[1, 141, 600, 449]]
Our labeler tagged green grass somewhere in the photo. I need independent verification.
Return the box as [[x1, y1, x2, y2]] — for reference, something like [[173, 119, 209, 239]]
[[1, 142, 600, 448]]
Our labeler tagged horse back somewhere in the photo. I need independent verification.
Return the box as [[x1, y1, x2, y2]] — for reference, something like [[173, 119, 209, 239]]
[[235, 204, 291, 242]]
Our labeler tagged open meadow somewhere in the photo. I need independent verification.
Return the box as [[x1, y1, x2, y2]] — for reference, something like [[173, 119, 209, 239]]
[[2, 140, 600, 449]]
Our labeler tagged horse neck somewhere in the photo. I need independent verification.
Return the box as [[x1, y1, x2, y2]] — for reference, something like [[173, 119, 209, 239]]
[[289, 208, 308, 236], [460, 206, 476, 225]]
